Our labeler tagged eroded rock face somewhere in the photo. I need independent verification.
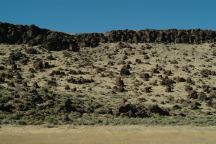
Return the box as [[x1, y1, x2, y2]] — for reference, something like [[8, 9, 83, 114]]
[[0, 22, 216, 49], [77, 29, 216, 47], [0, 22, 79, 51]]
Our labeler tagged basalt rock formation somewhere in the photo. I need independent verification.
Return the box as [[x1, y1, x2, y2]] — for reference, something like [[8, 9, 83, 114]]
[[78, 29, 216, 47], [1, 22, 216, 49], [0, 22, 79, 51]]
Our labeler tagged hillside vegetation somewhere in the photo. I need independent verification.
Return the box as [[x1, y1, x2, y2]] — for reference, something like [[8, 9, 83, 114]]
[[0, 23, 216, 125]]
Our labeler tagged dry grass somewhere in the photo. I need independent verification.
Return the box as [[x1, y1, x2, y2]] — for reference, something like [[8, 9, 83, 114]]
[[0, 125, 216, 144], [0, 43, 216, 124]]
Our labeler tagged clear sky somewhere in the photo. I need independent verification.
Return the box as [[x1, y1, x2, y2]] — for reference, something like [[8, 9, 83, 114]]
[[0, 0, 215, 33]]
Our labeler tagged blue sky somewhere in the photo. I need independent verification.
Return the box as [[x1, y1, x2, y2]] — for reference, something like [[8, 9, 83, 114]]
[[0, 0, 215, 33]]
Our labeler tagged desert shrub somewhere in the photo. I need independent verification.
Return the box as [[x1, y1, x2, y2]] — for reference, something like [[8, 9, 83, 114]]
[[65, 85, 70, 90], [212, 50, 216, 56], [107, 61, 115, 65], [200, 69, 216, 78], [50, 70, 65, 76], [169, 60, 178, 64], [190, 101, 201, 110], [17, 120, 27, 125], [186, 77, 195, 85], [15, 72, 22, 80], [116, 102, 137, 117], [140, 73, 151, 81], [7, 81, 15, 87], [33, 59, 53, 70], [0, 65, 5, 70], [114, 77, 125, 92], [8, 51, 27, 64], [165, 85, 173, 92], [202, 85, 211, 93], [163, 70, 173, 76], [151, 65, 162, 74], [143, 54, 150, 59], [0, 103, 14, 112], [147, 104, 170, 116], [120, 64, 131, 76], [160, 76, 175, 86], [67, 77, 94, 84], [33, 82, 40, 89], [25, 47, 39, 54], [23, 81, 28, 87], [11, 64, 19, 70], [174, 76, 186, 83], [46, 54, 55, 60], [185, 85, 193, 92], [187, 90, 198, 99], [71, 87, 77, 92], [20, 57, 29, 65], [68, 69, 85, 75], [29, 68, 36, 73], [209, 90, 216, 100], [197, 92, 207, 101], [135, 59, 142, 64], [144, 86, 152, 93], [47, 78, 58, 86], [0, 74, 5, 83]]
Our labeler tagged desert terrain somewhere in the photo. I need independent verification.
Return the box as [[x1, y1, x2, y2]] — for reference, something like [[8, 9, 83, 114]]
[[0, 125, 216, 144], [1, 42, 216, 125], [1, 23, 216, 143]]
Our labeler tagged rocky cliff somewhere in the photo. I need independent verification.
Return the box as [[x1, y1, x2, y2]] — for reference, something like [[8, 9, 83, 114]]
[[1, 22, 216, 50], [0, 22, 79, 51]]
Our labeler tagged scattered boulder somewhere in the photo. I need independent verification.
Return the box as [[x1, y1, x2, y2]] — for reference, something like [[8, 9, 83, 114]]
[[67, 77, 94, 84], [120, 64, 131, 76], [65, 85, 70, 90], [0, 65, 5, 70], [147, 104, 170, 116], [116, 103, 150, 118], [174, 76, 186, 83], [33, 59, 52, 70]]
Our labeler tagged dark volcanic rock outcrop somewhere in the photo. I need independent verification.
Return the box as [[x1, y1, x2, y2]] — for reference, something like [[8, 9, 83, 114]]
[[0, 22, 79, 51], [81, 29, 216, 47], [0, 22, 216, 49]]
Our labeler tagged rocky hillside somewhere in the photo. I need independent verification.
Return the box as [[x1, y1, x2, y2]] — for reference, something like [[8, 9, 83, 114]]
[[0, 22, 216, 125]]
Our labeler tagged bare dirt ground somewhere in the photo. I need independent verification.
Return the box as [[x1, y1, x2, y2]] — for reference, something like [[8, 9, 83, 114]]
[[0, 125, 216, 144]]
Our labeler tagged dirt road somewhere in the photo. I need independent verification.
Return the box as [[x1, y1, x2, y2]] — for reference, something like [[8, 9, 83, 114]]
[[0, 125, 216, 144]]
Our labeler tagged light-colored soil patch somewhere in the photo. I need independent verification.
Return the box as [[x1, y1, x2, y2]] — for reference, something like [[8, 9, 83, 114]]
[[0, 125, 216, 144]]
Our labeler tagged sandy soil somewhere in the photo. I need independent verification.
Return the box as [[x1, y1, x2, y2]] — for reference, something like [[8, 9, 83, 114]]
[[0, 125, 216, 144]]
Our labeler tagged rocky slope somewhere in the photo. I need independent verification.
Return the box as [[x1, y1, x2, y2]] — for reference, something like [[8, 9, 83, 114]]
[[0, 22, 216, 125]]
